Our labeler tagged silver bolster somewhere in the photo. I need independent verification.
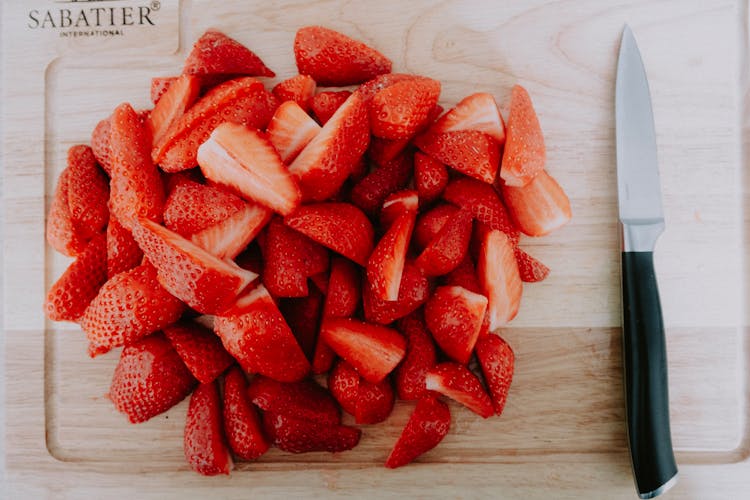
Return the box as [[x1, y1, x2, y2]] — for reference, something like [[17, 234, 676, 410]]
[[621, 220, 665, 252]]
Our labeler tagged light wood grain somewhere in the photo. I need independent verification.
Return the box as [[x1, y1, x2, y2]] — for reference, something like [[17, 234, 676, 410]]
[[3, 0, 749, 498]]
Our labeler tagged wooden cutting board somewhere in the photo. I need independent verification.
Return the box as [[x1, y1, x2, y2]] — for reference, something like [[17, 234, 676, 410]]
[[3, 0, 748, 497]]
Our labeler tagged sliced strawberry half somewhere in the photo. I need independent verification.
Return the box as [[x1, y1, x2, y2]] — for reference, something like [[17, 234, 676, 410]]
[[369, 77, 441, 139], [320, 317, 406, 383], [272, 74, 316, 111], [501, 84, 545, 187], [106, 213, 143, 278], [310, 90, 352, 125], [262, 412, 361, 454], [424, 285, 487, 364], [425, 362, 494, 418], [385, 396, 450, 468], [163, 178, 246, 237], [247, 375, 340, 426], [475, 334, 515, 415], [515, 247, 550, 282], [163, 320, 234, 384], [47, 168, 87, 257], [66, 145, 109, 240], [222, 366, 270, 461], [367, 209, 416, 301], [184, 29, 275, 78], [413, 203, 460, 251], [267, 100, 322, 163], [428, 92, 505, 143], [414, 152, 449, 205], [394, 310, 438, 401], [184, 381, 233, 476], [502, 169, 572, 236], [191, 202, 272, 260], [284, 202, 374, 266], [150, 76, 177, 105], [362, 260, 430, 325], [415, 130, 499, 184], [349, 153, 413, 217], [380, 190, 418, 230], [147, 74, 201, 147], [477, 229, 523, 331], [198, 123, 302, 216], [415, 208, 473, 277]]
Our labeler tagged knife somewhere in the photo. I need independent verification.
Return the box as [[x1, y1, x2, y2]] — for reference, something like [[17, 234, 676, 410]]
[[616, 25, 678, 499]]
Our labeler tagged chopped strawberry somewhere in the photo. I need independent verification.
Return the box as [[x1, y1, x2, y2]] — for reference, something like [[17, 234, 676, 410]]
[[415, 130, 499, 184], [109, 103, 165, 231], [267, 100, 322, 163], [413, 203, 459, 251], [475, 334, 514, 415], [288, 92, 370, 201], [163, 320, 234, 384], [414, 152, 449, 205], [163, 178, 246, 236], [183, 29, 274, 79], [367, 209, 416, 301], [501, 85, 545, 186], [415, 209, 472, 276], [369, 77, 441, 139], [272, 74, 316, 111], [424, 286, 487, 364], [191, 202, 272, 260], [222, 366, 270, 460], [132, 218, 257, 314], [198, 123, 302, 215], [150, 76, 177, 105], [90, 117, 112, 175], [46, 168, 87, 257], [247, 375, 340, 426], [322, 256, 361, 319], [279, 283, 325, 359], [442, 254, 482, 294], [44, 232, 107, 322], [428, 92, 505, 143], [262, 412, 361, 454], [214, 285, 310, 382], [349, 153, 413, 217], [320, 317, 406, 383], [477, 229, 523, 330], [394, 310, 437, 400], [109, 333, 196, 424], [515, 247, 550, 282], [310, 90, 351, 125], [66, 145, 109, 240], [442, 177, 520, 245], [385, 396, 450, 468], [154, 77, 278, 172], [184, 381, 233, 476], [294, 26, 391, 86], [363, 260, 430, 325], [354, 73, 417, 102], [106, 213, 143, 278], [148, 74, 201, 149], [81, 263, 185, 356], [425, 362, 494, 418], [502, 169, 572, 236], [284, 203, 374, 266], [380, 190, 418, 230]]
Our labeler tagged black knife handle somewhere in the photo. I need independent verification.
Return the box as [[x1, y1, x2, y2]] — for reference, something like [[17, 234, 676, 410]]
[[622, 251, 678, 498]]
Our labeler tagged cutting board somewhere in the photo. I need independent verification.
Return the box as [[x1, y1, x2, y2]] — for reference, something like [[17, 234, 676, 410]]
[[3, 0, 749, 497]]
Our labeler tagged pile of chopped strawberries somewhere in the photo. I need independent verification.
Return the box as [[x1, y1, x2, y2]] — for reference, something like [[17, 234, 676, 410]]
[[44, 26, 571, 475]]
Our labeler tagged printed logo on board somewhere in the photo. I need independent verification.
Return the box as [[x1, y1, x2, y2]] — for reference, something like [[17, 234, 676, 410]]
[[27, 0, 162, 38]]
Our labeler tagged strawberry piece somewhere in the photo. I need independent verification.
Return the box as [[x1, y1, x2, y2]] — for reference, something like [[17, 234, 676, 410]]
[[329, 360, 394, 425], [442, 177, 520, 246], [67, 145, 109, 239], [413, 203, 459, 251], [363, 260, 430, 325], [414, 152, 449, 205], [428, 92, 505, 143], [327, 360, 360, 416], [184, 30, 274, 79], [349, 153, 413, 217], [214, 285, 310, 382], [222, 366, 270, 460], [272, 74, 316, 111], [110, 333, 196, 424], [501, 85, 545, 187], [262, 412, 361, 454], [279, 283, 325, 359], [354, 73, 417, 102], [424, 286, 487, 364], [385, 396, 450, 468], [288, 92, 370, 201], [191, 202, 272, 260], [263, 218, 329, 298], [109, 103, 165, 231], [425, 362, 494, 418], [132, 218, 257, 314], [380, 190, 418, 230], [154, 77, 278, 172], [198, 123, 302, 216], [366, 209, 416, 301], [81, 263, 185, 356], [310, 90, 351, 125], [163, 321, 234, 384], [475, 334, 515, 415], [267, 100, 322, 163], [150, 76, 177, 105], [284, 203, 374, 266], [184, 381, 233, 476], [442, 254, 482, 295], [44, 233, 107, 322], [46, 168, 87, 257], [415, 130, 499, 184], [369, 77, 441, 139], [502, 169, 572, 236], [163, 178, 246, 236], [515, 247, 550, 282], [148, 74, 201, 147], [90, 117, 112, 175], [294, 26, 391, 86], [106, 213, 143, 278], [247, 375, 340, 426], [478, 229, 523, 330], [415, 209, 472, 276], [320, 317, 406, 383], [394, 310, 438, 400]]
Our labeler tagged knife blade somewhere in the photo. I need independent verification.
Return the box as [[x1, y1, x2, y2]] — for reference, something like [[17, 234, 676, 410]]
[[616, 25, 678, 499]]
